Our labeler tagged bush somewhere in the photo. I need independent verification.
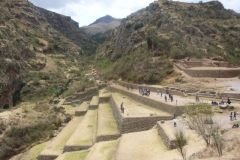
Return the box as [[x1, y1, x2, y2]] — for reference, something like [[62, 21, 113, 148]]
[[125, 22, 132, 29], [134, 22, 144, 30], [33, 37, 40, 44]]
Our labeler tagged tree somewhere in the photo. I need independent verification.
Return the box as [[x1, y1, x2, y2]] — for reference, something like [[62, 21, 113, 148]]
[[174, 130, 188, 160], [184, 103, 213, 146], [211, 122, 224, 156], [184, 103, 225, 156]]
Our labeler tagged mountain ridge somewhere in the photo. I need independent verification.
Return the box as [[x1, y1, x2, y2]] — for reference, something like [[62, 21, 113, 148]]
[[80, 15, 122, 35]]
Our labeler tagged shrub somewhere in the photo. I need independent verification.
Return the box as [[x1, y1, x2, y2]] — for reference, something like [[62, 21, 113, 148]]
[[125, 22, 132, 29], [134, 22, 144, 30]]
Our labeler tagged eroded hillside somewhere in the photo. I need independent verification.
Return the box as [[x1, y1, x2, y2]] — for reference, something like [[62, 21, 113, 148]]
[[0, 0, 97, 108], [95, 0, 240, 83]]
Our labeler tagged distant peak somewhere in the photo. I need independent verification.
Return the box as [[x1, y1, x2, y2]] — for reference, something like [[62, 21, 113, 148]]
[[89, 15, 121, 26]]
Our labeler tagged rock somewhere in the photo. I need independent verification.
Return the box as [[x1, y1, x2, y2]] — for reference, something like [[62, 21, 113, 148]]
[[221, 129, 228, 134], [218, 110, 223, 113], [161, 120, 165, 123], [228, 105, 234, 110], [182, 114, 186, 118]]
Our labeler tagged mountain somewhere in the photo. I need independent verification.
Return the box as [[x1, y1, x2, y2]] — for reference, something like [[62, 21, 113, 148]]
[[94, 0, 240, 83], [0, 0, 97, 109], [81, 15, 122, 35]]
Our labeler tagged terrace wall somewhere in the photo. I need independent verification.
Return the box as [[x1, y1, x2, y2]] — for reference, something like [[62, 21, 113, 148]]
[[108, 86, 184, 116], [109, 95, 173, 134], [156, 123, 176, 149]]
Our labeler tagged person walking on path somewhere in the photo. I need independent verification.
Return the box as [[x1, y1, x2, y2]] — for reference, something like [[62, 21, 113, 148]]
[[195, 95, 199, 102], [165, 95, 167, 102], [161, 91, 162, 97], [230, 112, 233, 121], [234, 111, 237, 120], [120, 102, 124, 114], [227, 97, 231, 105], [173, 118, 177, 127]]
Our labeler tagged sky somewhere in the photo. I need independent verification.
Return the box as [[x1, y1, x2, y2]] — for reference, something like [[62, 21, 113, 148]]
[[28, 0, 240, 27]]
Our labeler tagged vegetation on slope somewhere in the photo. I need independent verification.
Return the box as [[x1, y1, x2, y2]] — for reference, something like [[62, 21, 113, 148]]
[[95, 0, 240, 83]]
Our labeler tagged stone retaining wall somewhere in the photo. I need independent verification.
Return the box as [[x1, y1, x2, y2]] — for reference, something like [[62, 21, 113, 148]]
[[96, 134, 121, 142], [98, 96, 110, 103], [110, 95, 173, 134], [75, 110, 87, 116], [156, 123, 176, 149], [64, 145, 91, 152], [64, 85, 107, 104], [219, 93, 240, 100], [38, 155, 59, 160], [175, 64, 240, 78], [107, 86, 184, 116], [117, 81, 160, 92], [184, 69, 240, 78], [117, 81, 186, 97]]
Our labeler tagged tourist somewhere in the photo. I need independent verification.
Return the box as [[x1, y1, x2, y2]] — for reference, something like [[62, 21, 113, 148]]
[[120, 102, 124, 113], [173, 118, 177, 127], [230, 112, 233, 121], [232, 123, 239, 128], [227, 97, 231, 105], [165, 95, 167, 102], [221, 98, 224, 104], [171, 95, 173, 102], [195, 95, 199, 102], [211, 101, 218, 106], [157, 89, 159, 95], [234, 111, 237, 120], [161, 91, 162, 97]]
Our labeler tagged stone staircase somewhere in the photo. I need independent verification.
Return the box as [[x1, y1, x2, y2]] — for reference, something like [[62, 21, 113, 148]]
[[36, 83, 190, 160]]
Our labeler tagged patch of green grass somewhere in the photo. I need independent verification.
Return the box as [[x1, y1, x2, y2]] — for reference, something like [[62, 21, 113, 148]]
[[63, 151, 89, 160]]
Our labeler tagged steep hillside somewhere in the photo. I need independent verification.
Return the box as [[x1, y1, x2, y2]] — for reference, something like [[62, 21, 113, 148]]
[[95, 0, 240, 83], [81, 15, 121, 36], [0, 0, 97, 108]]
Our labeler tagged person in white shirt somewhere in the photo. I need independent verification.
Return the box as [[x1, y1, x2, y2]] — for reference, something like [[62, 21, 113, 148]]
[[173, 118, 177, 127]]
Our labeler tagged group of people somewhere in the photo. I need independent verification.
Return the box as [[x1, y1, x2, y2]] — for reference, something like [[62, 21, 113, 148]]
[[126, 85, 133, 91], [139, 87, 151, 96], [219, 97, 231, 105], [165, 94, 174, 102], [232, 123, 239, 128], [230, 111, 237, 121], [211, 97, 232, 106]]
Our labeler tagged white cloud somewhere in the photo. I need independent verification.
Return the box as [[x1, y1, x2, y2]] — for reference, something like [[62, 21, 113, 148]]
[[29, 0, 240, 27]]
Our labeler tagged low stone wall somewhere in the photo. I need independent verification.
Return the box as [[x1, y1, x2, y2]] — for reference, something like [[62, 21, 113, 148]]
[[156, 122, 176, 149], [96, 134, 121, 142], [117, 81, 161, 92], [75, 110, 87, 116], [110, 95, 173, 134], [107, 86, 184, 116], [164, 88, 187, 97], [184, 61, 203, 68], [175, 63, 240, 78], [219, 92, 240, 100], [118, 81, 186, 97], [38, 155, 58, 160], [98, 96, 110, 103], [64, 145, 91, 152]]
